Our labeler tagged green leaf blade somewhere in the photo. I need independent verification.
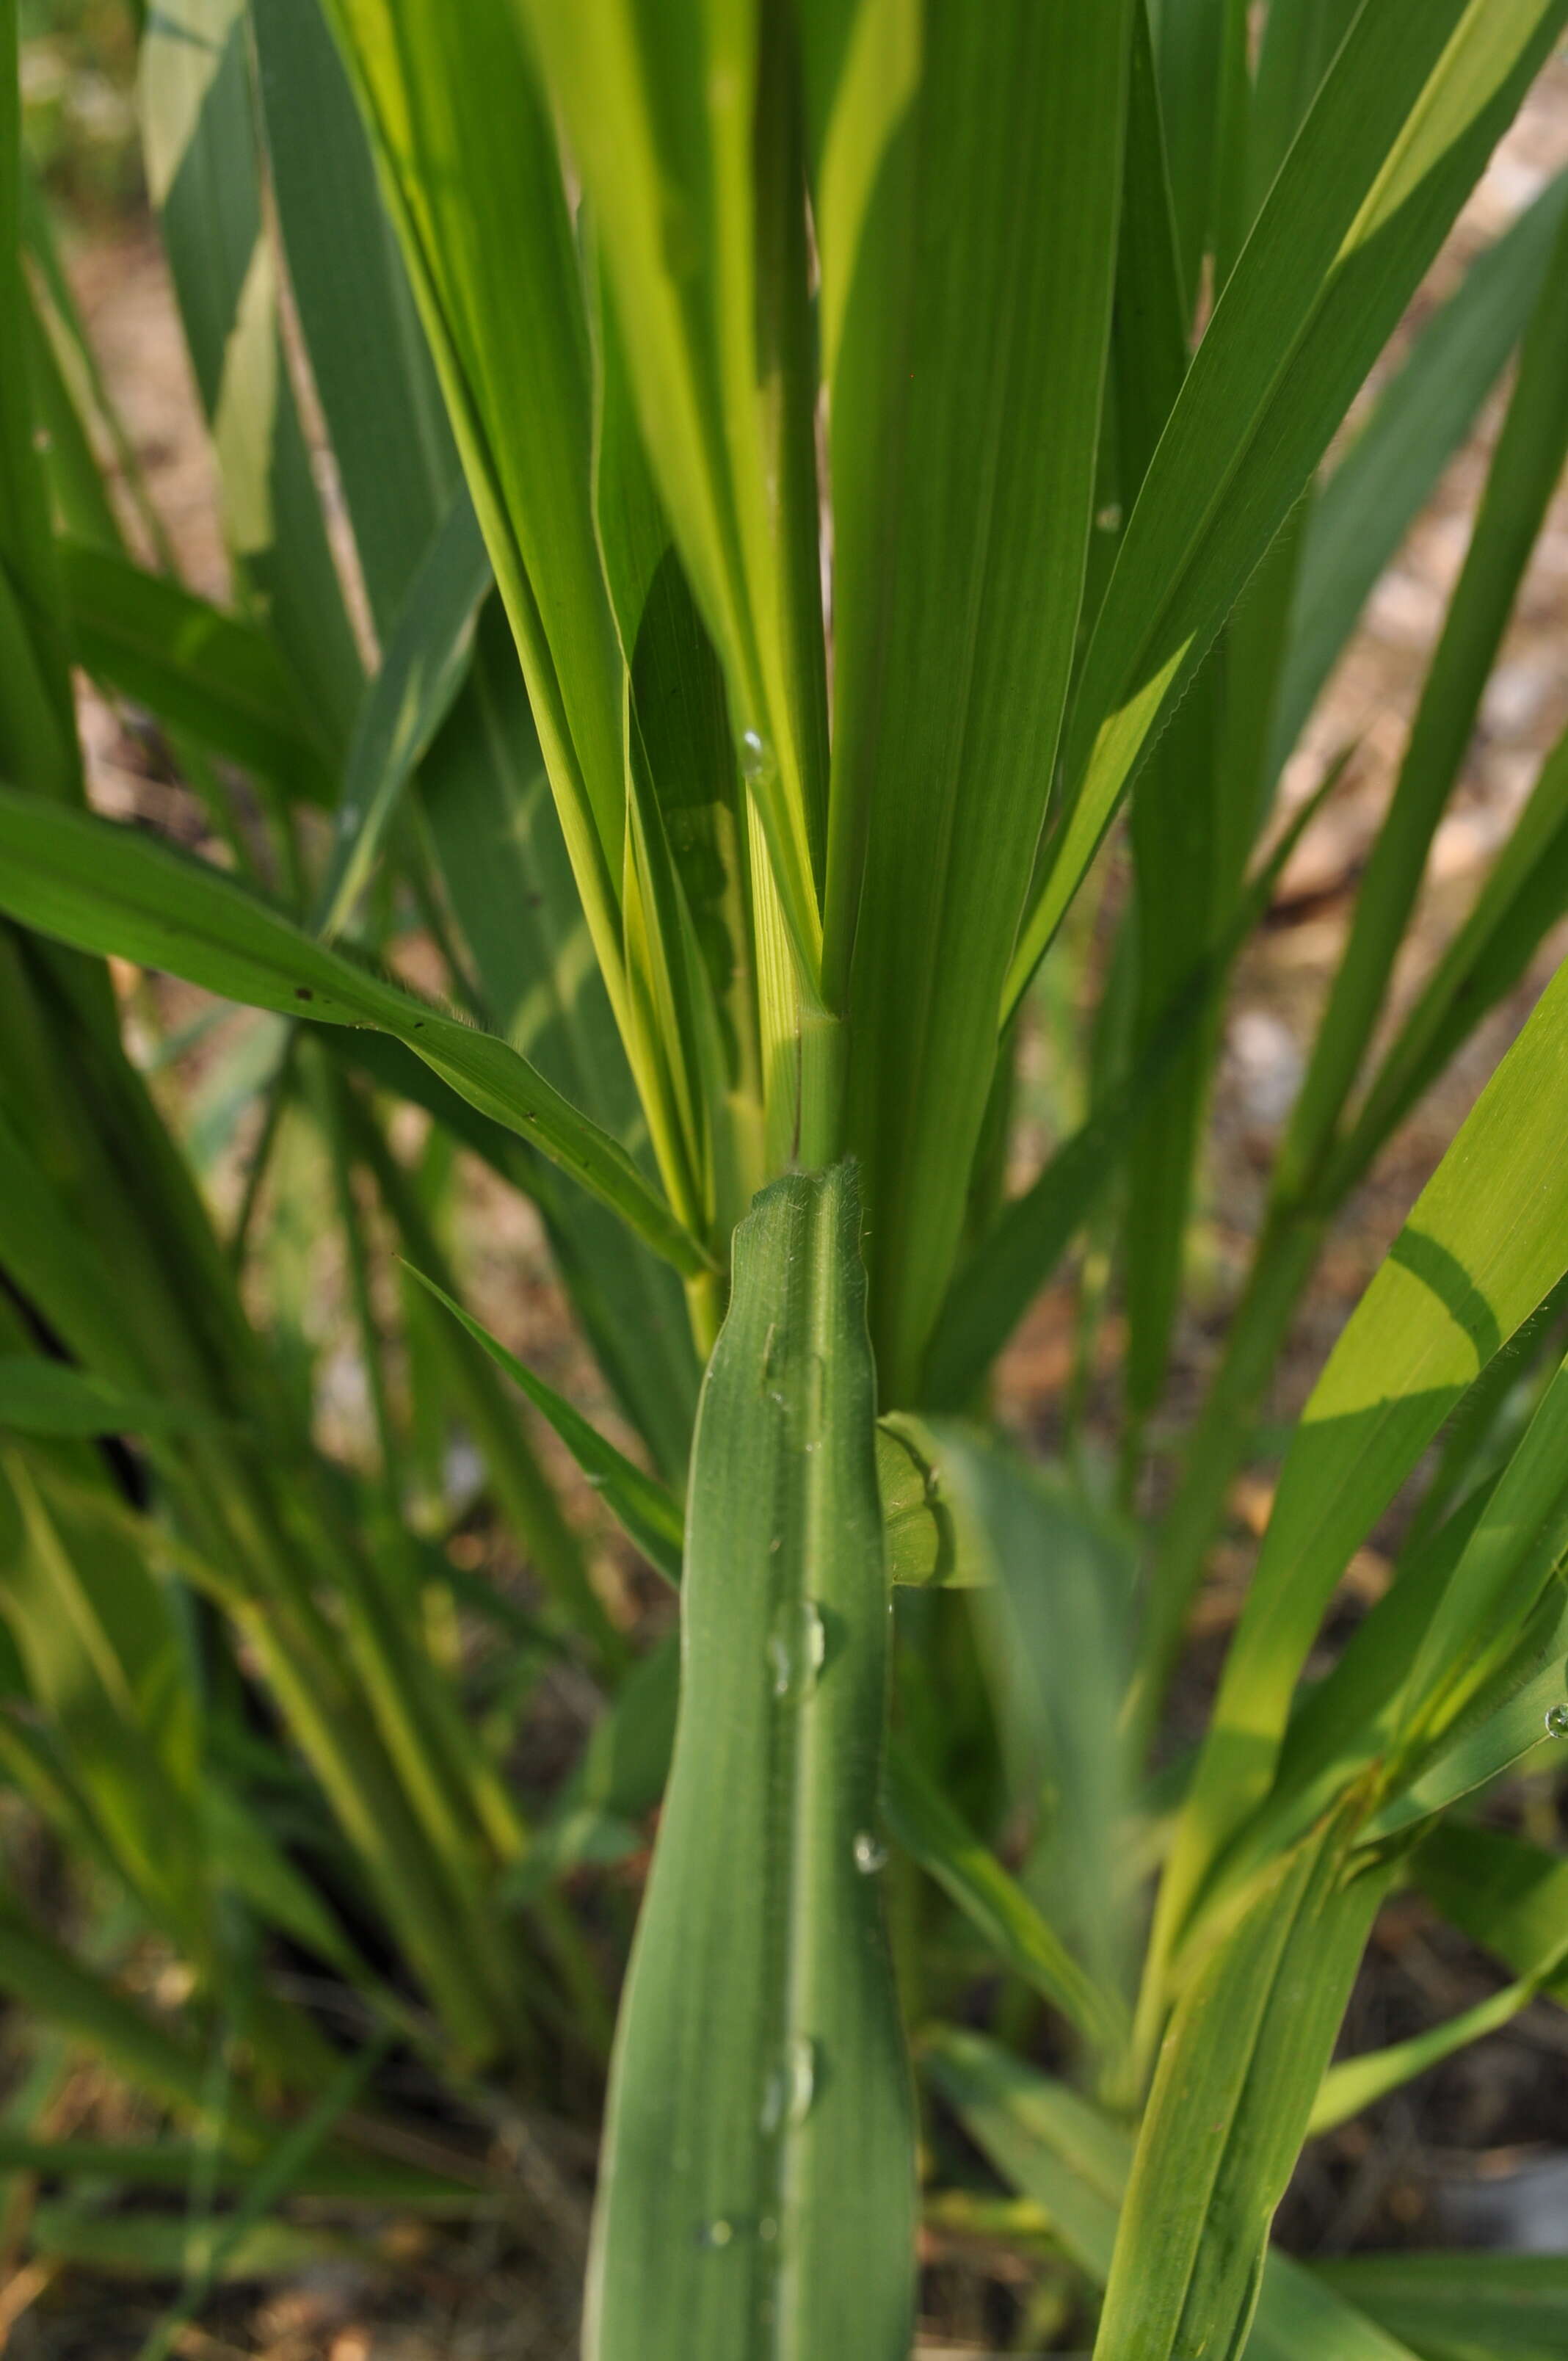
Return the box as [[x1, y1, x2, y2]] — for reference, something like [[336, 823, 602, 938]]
[[0, 789, 706, 1276], [587, 1165, 915, 2360], [817, 0, 1133, 1398], [1010, 0, 1568, 1004]]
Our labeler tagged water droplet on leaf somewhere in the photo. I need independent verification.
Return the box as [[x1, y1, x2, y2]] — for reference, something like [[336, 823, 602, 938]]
[[763, 2037, 819, 2130], [1546, 1702, 1568, 1738], [784, 2035, 817, 2123], [739, 728, 774, 786], [853, 1829, 889, 1875], [697, 2217, 733, 2249], [768, 1598, 825, 1702]]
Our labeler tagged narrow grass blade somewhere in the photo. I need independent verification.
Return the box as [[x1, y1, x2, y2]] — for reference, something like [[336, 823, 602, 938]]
[[337, 1092, 623, 1672], [586, 1167, 915, 2360], [254, 0, 703, 1466], [312, 489, 492, 940], [57, 540, 335, 802], [1009, 0, 1568, 1005], [25, 287, 125, 554], [1227, 1321, 1568, 1893], [816, 0, 1132, 1398], [592, 273, 760, 1239], [505, 1636, 680, 1907], [923, 2024, 1124, 2278], [1277, 192, 1568, 1203], [134, 2035, 389, 2361], [418, 600, 702, 1475], [1213, 1487, 1494, 1901], [1318, 2252, 1568, 2360], [27, 2208, 358, 2286], [1154, 0, 1226, 311], [1270, 167, 1568, 777], [521, 0, 830, 987], [200, 1782, 373, 1990], [251, 0, 460, 636], [139, 0, 363, 743], [401, 1263, 684, 1586], [1114, 41, 1225, 1423], [1365, 1575, 1568, 1845], [0, 788, 708, 1275], [923, 760, 1343, 1408], [321, 0, 630, 994], [0, 1357, 225, 1439], [0, 2133, 471, 2208], [925, 2025, 1423, 2361], [1160, 951, 1568, 1956], [1394, 1352, 1568, 1745], [1333, 721, 1568, 1192], [1248, 2, 1362, 219], [0, 1442, 211, 1953], [928, 1424, 1134, 2006], [1146, 742, 1568, 1703], [0, 0, 78, 799], [1310, 1959, 1565, 2136], [882, 1747, 1125, 2057], [21, 164, 175, 569], [1415, 1821, 1568, 2005], [1098, 1820, 1387, 2361]]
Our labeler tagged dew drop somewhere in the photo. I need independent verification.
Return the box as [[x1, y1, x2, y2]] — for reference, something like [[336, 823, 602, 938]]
[[853, 1829, 890, 1875], [1545, 1702, 1568, 1738], [697, 2217, 734, 2249], [739, 728, 774, 786], [585, 1472, 607, 1490], [1095, 502, 1123, 532], [784, 2034, 817, 2124], [768, 1597, 826, 1702], [763, 2037, 818, 2131]]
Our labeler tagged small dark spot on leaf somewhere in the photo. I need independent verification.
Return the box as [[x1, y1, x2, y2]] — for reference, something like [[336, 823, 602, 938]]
[[295, 987, 313, 1001]]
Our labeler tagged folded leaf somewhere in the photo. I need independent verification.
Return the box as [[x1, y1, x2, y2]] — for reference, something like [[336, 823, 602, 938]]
[[586, 1167, 915, 2360]]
